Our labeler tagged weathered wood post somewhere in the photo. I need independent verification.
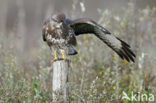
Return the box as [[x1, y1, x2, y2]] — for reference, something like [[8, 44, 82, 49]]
[[52, 49, 69, 103]]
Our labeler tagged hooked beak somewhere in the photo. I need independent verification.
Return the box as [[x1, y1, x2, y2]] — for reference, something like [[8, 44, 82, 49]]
[[56, 22, 63, 28]]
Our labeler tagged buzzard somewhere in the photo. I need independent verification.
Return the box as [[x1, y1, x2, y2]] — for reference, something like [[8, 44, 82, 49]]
[[42, 13, 136, 62]]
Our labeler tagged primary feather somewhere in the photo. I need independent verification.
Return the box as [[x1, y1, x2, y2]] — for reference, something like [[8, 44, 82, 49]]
[[69, 18, 136, 62]]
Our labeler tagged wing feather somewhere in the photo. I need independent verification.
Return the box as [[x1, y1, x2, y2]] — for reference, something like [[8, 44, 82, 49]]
[[69, 18, 136, 62]]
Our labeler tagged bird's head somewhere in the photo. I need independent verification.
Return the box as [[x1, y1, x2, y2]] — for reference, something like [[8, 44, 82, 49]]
[[51, 13, 66, 28]]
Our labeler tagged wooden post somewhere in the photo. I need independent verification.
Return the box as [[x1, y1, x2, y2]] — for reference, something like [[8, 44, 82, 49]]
[[52, 49, 69, 103]]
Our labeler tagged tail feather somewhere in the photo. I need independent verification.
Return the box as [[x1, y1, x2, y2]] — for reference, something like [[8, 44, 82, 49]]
[[67, 46, 78, 55]]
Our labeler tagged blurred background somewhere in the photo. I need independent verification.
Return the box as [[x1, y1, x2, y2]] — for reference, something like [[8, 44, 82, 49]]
[[0, 0, 156, 102]]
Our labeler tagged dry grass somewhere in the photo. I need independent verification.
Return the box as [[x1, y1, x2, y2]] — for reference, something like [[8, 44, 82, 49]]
[[0, 3, 156, 103]]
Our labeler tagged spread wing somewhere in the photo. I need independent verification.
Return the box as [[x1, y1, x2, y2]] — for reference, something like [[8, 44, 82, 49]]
[[69, 18, 136, 62]]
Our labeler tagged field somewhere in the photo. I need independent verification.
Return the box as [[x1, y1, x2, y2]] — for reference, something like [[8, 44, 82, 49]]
[[0, 0, 156, 103]]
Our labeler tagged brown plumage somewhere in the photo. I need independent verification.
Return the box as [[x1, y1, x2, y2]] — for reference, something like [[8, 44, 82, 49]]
[[42, 13, 136, 62]]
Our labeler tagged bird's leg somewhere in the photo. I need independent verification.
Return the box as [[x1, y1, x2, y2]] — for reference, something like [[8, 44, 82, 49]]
[[51, 51, 58, 63], [54, 51, 58, 60], [61, 52, 66, 60]]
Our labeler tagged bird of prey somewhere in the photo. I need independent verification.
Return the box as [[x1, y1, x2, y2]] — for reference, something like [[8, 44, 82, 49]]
[[42, 13, 136, 62]]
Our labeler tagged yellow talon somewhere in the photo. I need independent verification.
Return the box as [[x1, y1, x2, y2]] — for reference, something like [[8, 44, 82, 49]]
[[54, 51, 58, 60], [51, 51, 67, 63], [51, 51, 58, 63], [62, 52, 66, 60]]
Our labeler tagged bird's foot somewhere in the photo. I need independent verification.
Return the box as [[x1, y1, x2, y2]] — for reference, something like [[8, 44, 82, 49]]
[[51, 51, 58, 63], [51, 51, 67, 63], [62, 52, 66, 60]]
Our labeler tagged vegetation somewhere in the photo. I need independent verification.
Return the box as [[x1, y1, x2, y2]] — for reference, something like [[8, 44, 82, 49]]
[[0, 1, 156, 103]]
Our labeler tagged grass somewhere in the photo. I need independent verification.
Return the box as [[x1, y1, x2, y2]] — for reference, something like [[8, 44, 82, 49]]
[[0, 4, 156, 103]]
